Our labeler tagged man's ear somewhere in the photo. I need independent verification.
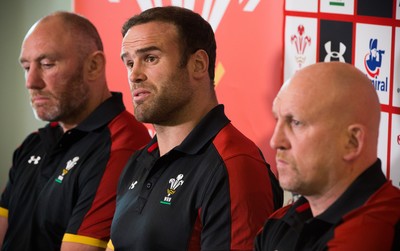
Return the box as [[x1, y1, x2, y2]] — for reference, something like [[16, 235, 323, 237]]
[[191, 49, 209, 79], [85, 51, 106, 81], [343, 124, 365, 161]]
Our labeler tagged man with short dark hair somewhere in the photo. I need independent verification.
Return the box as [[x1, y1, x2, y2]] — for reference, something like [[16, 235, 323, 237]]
[[107, 6, 283, 251]]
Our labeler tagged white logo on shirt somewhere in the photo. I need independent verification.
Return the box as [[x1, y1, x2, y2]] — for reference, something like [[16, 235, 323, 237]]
[[129, 181, 138, 190], [55, 157, 79, 184], [28, 155, 41, 165], [160, 174, 185, 206]]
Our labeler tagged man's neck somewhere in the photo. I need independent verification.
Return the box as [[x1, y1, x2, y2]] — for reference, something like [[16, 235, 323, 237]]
[[154, 120, 197, 156]]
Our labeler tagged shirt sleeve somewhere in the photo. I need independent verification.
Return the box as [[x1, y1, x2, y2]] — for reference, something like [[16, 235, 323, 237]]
[[200, 154, 276, 251], [64, 148, 136, 244], [0, 134, 34, 212], [64, 112, 150, 245], [327, 210, 400, 250]]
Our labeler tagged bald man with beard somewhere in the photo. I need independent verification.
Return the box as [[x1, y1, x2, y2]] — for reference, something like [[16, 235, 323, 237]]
[[255, 62, 400, 251], [0, 12, 150, 251]]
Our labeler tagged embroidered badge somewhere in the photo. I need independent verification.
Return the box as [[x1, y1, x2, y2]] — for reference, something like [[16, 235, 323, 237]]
[[28, 155, 41, 165], [160, 174, 184, 206], [55, 157, 79, 184]]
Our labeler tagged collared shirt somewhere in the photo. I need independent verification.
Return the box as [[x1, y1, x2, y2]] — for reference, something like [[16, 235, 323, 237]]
[[0, 92, 150, 251], [255, 159, 400, 251], [109, 105, 283, 251]]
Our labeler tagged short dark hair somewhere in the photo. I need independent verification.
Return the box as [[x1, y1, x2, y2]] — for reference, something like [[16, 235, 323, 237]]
[[122, 6, 216, 83]]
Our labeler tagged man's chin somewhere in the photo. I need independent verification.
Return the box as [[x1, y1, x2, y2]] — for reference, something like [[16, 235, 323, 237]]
[[32, 109, 58, 122]]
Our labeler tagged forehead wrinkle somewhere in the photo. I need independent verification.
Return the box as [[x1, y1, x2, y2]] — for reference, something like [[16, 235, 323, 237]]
[[20, 55, 40, 64], [275, 85, 323, 126], [272, 94, 291, 120], [121, 45, 160, 60]]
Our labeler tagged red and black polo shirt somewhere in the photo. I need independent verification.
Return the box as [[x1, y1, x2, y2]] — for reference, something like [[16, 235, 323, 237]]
[[109, 105, 282, 251], [0, 92, 150, 251], [255, 159, 400, 251]]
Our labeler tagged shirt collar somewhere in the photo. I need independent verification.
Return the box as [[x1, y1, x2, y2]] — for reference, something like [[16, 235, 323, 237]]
[[39, 92, 126, 149], [76, 92, 126, 132], [317, 159, 386, 224], [145, 104, 230, 156], [284, 159, 386, 227], [176, 104, 230, 154]]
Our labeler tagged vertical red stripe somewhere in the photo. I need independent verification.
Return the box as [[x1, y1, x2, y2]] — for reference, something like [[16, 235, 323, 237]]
[[213, 124, 276, 250]]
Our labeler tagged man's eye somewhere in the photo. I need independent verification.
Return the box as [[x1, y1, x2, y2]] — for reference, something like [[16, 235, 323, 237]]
[[145, 56, 157, 63], [291, 119, 301, 127], [286, 116, 301, 127], [41, 63, 55, 69], [126, 61, 133, 68]]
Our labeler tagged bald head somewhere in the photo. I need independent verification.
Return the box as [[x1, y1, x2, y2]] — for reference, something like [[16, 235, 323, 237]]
[[277, 62, 380, 164], [290, 62, 379, 130], [25, 11, 103, 59]]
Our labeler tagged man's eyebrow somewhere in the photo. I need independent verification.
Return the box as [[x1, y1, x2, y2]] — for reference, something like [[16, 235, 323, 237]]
[[19, 54, 47, 64], [121, 46, 161, 60]]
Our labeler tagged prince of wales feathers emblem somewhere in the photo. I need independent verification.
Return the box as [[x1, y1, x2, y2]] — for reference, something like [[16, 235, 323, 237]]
[[160, 174, 185, 205], [55, 157, 79, 183]]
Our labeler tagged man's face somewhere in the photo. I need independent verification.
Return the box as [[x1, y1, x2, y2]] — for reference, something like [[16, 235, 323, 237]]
[[270, 77, 344, 196], [121, 21, 194, 125], [19, 19, 89, 123]]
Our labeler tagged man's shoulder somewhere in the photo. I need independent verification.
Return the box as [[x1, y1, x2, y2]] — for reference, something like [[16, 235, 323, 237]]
[[270, 203, 295, 219], [109, 110, 145, 129], [15, 127, 46, 153], [365, 181, 400, 209], [107, 110, 150, 143], [367, 181, 400, 209], [213, 123, 262, 157], [343, 181, 400, 223], [329, 183, 400, 249]]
